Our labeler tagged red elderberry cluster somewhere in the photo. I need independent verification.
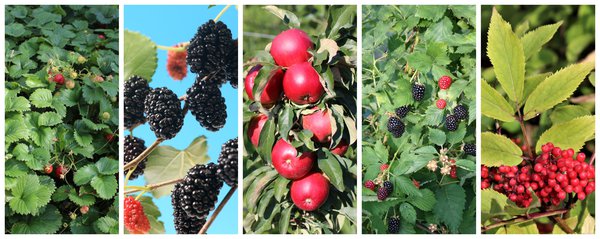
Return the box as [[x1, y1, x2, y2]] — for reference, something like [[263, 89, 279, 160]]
[[482, 142, 595, 208]]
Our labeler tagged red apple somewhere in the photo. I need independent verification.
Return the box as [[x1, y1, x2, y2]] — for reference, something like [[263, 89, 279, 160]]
[[270, 28, 312, 67], [271, 139, 315, 179], [283, 62, 324, 105], [291, 172, 330, 211], [331, 140, 349, 156], [244, 65, 284, 106], [302, 108, 332, 143], [247, 114, 268, 147]]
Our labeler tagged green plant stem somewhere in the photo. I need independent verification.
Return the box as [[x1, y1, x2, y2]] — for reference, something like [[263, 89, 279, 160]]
[[123, 138, 164, 171], [214, 5, 232, 22], [198, 186, 237, 234], [124, 178, 184, 194], [516, 110, 534, 159], [481, 208, 569, 232]]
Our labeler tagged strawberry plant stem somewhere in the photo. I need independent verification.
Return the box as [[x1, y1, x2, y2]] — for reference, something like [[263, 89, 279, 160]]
[[198, 186, 237, 234], [481, 208, 569, 232], [124, 139, 164, 171], [124, 178, 184, 194]]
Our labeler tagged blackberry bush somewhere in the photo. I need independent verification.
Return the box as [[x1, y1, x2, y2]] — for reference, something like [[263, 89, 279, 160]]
[[125, 76, 151, 128], [144, 87, 184, 139], [187, 20, 235, 85], [124, 136, 147, 180], [362, 5, 476, 234], [186, 76, 227, 131], [217, 138, 238, 187]]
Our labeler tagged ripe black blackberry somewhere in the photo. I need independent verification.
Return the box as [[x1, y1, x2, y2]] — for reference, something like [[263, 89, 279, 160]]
[[395, 105, 411, 118], [445, 114, 459, 131], [172, 183, 206, 234], [453, 104, 468, 121], [178, 163, 224, 219], [187, 20, 235, 86], [412, 83, 425, 101], [464, 143, 476, 156], [217, 138, 238, 187], [388, 217, 400, 233], [186, 76, 227, 131], [383, 180, 393, 194], [387, 117, 405, 138], [124, 136, 147, 180], [144, 87, 184, 139], [377, 187, 389, 200], [124, 76, 150, 128], [226, 39, 238, 89]]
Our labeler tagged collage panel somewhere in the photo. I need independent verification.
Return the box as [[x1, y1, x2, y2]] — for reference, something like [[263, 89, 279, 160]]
[[4, 5, 120, 234], [480, 5, 596, 234], [242, 5, 358, 234], [361, 5, 476, 234], [122, 5, 238, 234]]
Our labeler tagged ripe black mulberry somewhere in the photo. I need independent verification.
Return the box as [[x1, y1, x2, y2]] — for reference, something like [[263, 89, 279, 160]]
[[124, 76, 150, 128], [177, 163, 224, 219], [144, 87, 184, 139], [186, 76, 227, 131], [217, 138, 238, 187], [124, 136, 147, 180], [187, 20, 235, 86]]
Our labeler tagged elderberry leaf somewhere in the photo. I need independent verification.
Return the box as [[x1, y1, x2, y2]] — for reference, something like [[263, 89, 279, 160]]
[[481, 132, 522, 167], [536, 115, 595, 152], [521, 22, 562, 60], [481, 79, 515, 122]]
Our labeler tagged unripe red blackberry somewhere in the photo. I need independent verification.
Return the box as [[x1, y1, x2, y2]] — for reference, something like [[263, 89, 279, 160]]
[[364, 180, 375, 191]]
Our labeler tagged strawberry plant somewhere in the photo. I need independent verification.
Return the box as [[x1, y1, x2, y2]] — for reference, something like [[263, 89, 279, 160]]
[[123, 5, 238, 234], [242, 5, 357, 234], [5, 5, 119, 234], [481, 6, 595, 234], [362, 5, 476, 234]]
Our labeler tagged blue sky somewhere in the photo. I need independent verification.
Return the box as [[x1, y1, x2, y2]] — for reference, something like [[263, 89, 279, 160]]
[[124, 5, 238, 234]]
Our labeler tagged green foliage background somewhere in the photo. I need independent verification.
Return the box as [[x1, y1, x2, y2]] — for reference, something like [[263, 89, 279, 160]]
[[362, 5, 476, 234], [5, 5, 119, 234]]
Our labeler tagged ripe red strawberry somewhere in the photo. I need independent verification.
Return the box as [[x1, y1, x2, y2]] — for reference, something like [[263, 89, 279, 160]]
[[124, 196, 151, 234], [80, 206, 89, 214], [364, 180, 376, 191], [44, 164, 53, 174], [380, 164, 389, 171], [55, 164, 68, 179], [436, 99, 446, 109], [438, 75, 452, 90], [53, 74, 65, 84], [167, 43, 188, 80], [105, 133, 115, 142]]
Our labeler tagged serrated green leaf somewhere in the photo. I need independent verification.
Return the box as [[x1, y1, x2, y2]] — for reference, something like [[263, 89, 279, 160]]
[[144, 136, 209, 198], [9, 174, 51, 215], [5, 93, 31, 112], [10, 205, 62, 234], [68, 188, 96, 206], [481, 189, 510, 224], [523, 73, 552, 103], [524, 61, 595, 120], [433, 184, 466, 233], [29, 89, 53, 108], [482, 132, 522, 166], [96, 157, 118, 175], [74, 164, 98, 185], [521, 22, 562, 60], [399, 203, 417, 224], [408, 188, 436, 211], [549, 105, 590, 125], [428, 128, 446, 145], [5, 115, 30, 144], [90, 175, 117, 199], [37, 112, 62, 126], [124, 30, 157, 81], [94, 216, 119, 234], [536, 116, 595, 153], [52, 185, 72, 202], [395, 176, 421, 197], [487, 8, 525, 103], [481, 79, 515, 122]]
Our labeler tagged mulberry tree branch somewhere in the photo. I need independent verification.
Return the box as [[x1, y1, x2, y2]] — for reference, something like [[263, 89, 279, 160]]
[[124, 178, 184, 194], [198, 186, 238, 234], [123, 138, 164, 171]]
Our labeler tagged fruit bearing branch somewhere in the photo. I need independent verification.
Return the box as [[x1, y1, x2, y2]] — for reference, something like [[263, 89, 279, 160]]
[[481, 208, 569, 232], [124, 178, 184, 194], [124, 139, 164, 171], [199, 186, 237, 234]]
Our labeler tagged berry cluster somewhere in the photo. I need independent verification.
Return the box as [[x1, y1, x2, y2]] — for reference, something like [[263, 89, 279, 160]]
[[364, 164, 395, 200], [124, 76, 151, 128], [482, 143, 595, 208], [124, 136, 147, 180], [412, 83, 425, 101], [463, 143, 476, 156], [387, 117, 405, 138], [187, 20, 236, 87], [186, 76, 227, 131], [217, 138, 238, 187], [171, 183, 206, 234], [124, 196, 151, 234], [144, 87, 184, 139], [388, 217, 400, 233]]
